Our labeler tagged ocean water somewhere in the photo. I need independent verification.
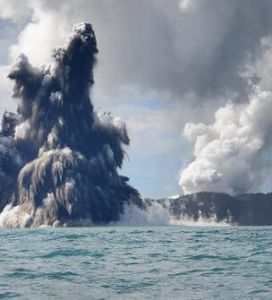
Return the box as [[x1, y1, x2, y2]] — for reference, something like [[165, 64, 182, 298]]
[[0, 226, 272, 300]]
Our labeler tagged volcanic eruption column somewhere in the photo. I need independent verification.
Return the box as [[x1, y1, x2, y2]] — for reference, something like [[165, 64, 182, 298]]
[[0, 23, 140, 227]]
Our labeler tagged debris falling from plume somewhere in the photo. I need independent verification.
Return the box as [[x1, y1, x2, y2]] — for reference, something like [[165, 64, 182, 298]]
[[0, 23, 140, 228]]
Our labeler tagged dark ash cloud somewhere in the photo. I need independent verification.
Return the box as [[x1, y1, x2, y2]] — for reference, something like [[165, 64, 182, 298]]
[[0, 23, 141, 227]]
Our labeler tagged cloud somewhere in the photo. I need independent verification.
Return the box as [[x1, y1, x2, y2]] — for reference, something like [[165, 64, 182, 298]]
[[180, 30, 272, 195], [0, 0, 31, 21], [180, 86, 272, 194], [3, 0, 272, 101], [2, 0, 272, 197]]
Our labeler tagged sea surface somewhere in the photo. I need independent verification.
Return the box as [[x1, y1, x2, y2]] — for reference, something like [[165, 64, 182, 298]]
[[0, 226, 272, 300]]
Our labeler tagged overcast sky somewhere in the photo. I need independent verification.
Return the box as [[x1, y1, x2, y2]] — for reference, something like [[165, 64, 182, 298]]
[[1, 0, 272, 197]]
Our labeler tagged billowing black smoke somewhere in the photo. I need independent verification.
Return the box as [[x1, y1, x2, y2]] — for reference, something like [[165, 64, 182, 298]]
[[0, 23, 141, 227]]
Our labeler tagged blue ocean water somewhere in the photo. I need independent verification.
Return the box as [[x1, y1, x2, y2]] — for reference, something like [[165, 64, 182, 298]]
[[0, 226, 272, 300]]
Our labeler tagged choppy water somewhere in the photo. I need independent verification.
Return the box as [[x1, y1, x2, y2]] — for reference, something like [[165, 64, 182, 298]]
[[0, 226, 272, 300]]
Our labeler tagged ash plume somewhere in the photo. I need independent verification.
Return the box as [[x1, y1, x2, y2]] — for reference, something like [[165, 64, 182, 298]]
[[0, 23, 140, 228]]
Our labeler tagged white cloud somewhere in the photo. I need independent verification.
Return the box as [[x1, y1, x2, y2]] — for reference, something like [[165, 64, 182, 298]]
[[8, 3, 70, 66], [180, 87, 272, 194], [0, 0, 31, 20]]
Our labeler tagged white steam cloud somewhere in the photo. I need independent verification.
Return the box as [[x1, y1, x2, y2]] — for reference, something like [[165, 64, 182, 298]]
[[180, 86, 272, 194]]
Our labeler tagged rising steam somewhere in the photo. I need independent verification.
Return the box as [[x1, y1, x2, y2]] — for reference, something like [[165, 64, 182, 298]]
[[0, 23, 141, 228], [180, 86, 272, 194]]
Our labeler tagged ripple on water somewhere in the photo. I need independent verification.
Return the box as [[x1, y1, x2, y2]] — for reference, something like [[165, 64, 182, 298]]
[[0, 226, 272, 300]]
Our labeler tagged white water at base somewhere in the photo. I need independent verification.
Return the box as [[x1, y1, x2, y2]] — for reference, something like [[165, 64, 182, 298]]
[[171, 215, 230, 227], [0, 201, 230, 228], [115, 203, 230, 227], [0, 204, 32, 228], [114, 202, 172, 226]]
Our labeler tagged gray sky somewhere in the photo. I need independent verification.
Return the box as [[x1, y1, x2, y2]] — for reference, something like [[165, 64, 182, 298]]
[[1, 0, 272, 197]]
